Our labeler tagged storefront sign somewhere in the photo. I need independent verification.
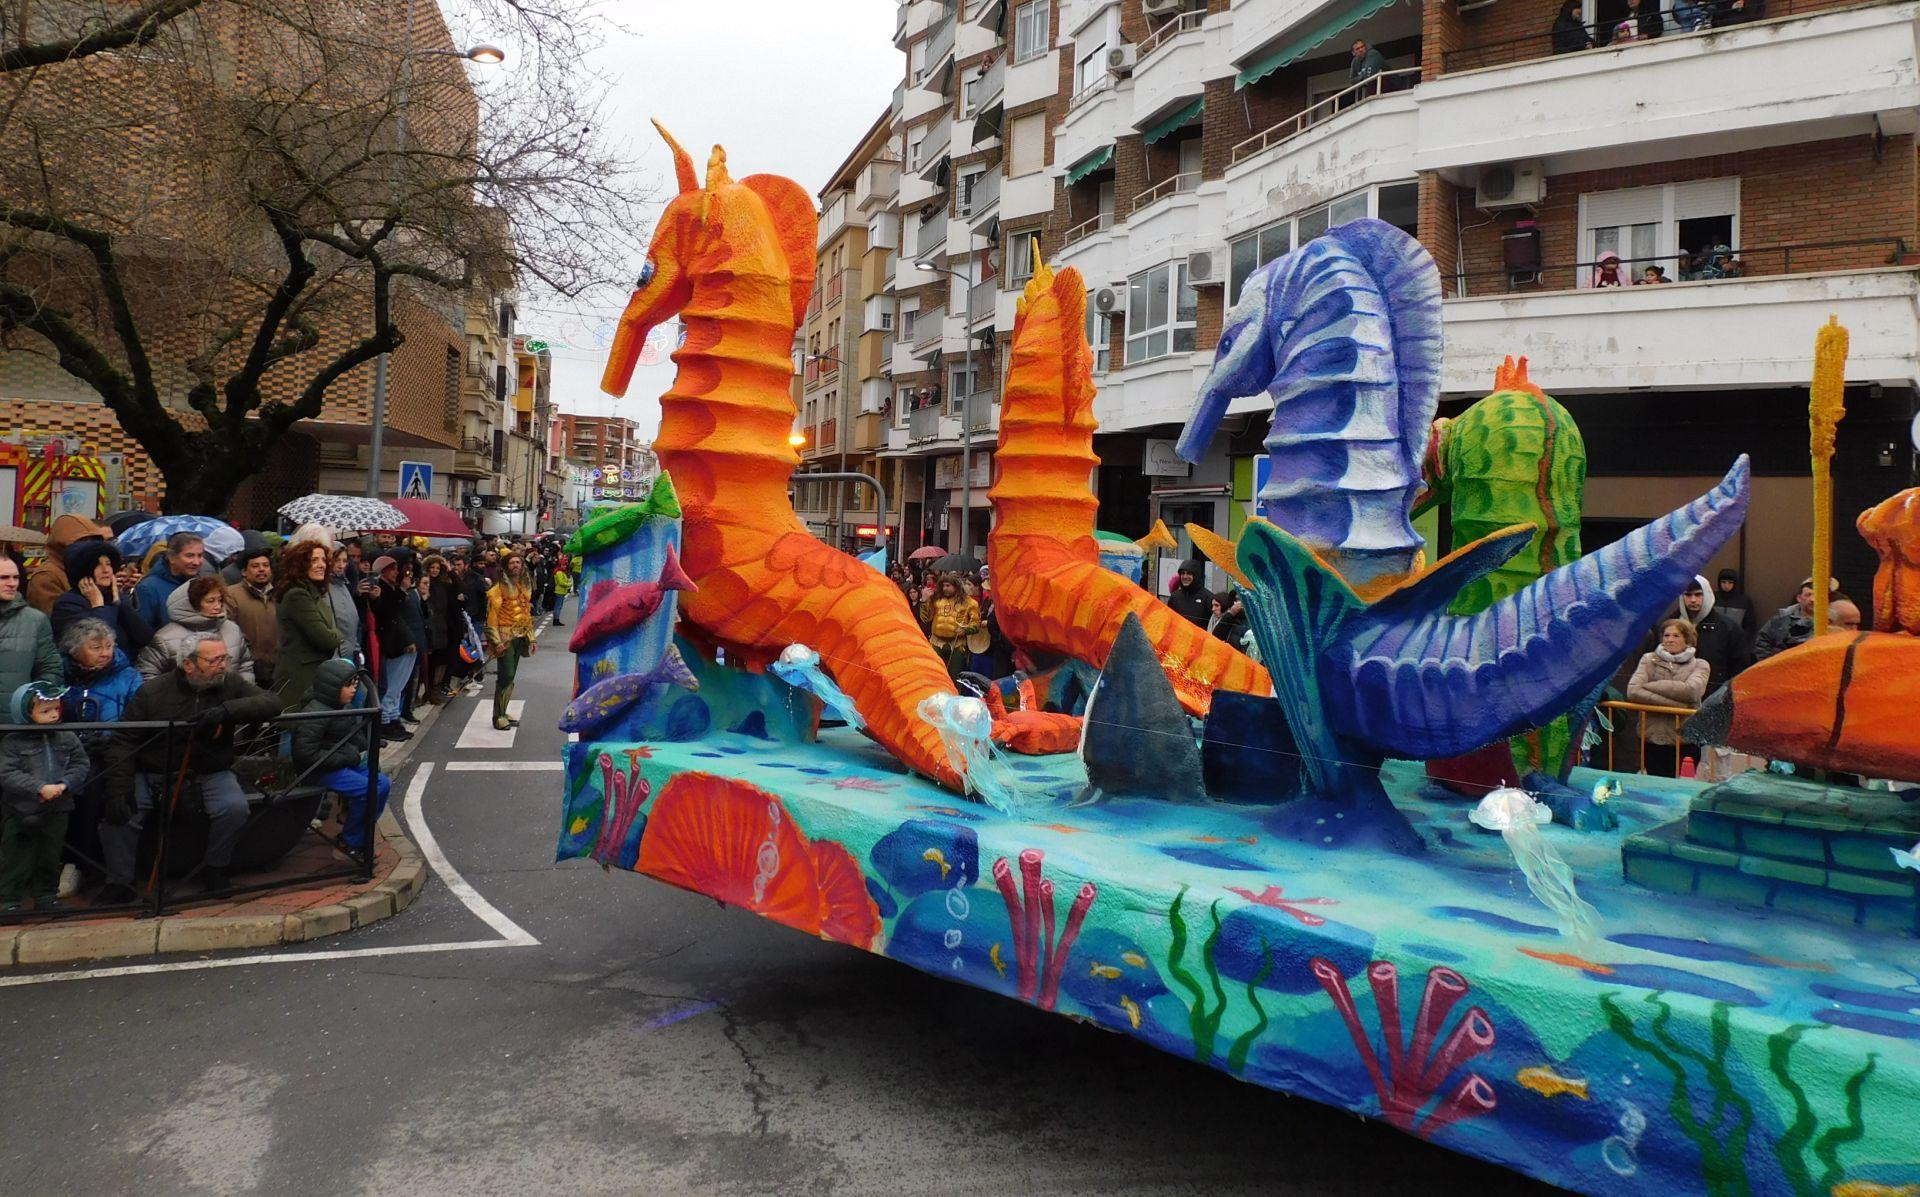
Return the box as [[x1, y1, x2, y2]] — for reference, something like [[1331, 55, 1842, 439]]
[[1142, 438, 1191, 477], [932, 452, 992, 491]]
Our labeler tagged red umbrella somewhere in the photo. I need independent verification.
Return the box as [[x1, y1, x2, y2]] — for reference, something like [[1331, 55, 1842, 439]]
[[373, 498, 472, 538], [907, 545, 945, 561]]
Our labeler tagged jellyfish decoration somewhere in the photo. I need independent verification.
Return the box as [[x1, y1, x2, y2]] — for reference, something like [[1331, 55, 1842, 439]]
[[917, 693, 1046, 817], [772, 644, 865, 730], [1468, 787, 1601, 944]]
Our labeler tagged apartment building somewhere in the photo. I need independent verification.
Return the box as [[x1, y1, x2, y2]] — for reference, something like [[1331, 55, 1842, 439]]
[[796, 112, 902, 550], [555, 414, 654, 498], [877, 0, 1920, 603]]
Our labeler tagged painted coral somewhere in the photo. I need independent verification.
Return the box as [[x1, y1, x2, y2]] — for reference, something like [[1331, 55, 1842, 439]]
[[991, 849, 1096, 1010], [1310, 956, 1498, 1140], [636, 772, 882, 949]]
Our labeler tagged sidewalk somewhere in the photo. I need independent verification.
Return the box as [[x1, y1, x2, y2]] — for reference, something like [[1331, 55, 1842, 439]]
[[0, 698, 451, 969]]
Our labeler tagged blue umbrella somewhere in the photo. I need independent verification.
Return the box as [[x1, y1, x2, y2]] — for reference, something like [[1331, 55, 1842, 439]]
[[116, 515, 246, 564]]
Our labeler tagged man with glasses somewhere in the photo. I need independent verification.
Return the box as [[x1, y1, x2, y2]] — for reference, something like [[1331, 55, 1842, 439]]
[[99, 634, 282, 899], [0, 556, 61, 700]]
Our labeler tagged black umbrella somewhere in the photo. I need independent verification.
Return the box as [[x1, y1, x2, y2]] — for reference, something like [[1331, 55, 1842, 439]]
[[105, 509, 154, 535], [932, 552, 981, 574]]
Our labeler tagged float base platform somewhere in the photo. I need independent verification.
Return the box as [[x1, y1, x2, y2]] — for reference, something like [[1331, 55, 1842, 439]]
[[558, 729, 1920, 1197]]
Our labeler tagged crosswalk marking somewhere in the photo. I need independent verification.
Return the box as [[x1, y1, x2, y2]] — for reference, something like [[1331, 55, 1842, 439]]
[[454, 700, 527, 750]]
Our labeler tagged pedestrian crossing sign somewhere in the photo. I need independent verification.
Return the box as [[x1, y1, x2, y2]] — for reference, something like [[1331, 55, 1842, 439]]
[[399, 460, 433, 501]]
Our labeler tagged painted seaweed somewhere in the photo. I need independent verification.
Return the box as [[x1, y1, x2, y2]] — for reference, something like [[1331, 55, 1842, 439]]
[[1166, 885, 1274, 1074]]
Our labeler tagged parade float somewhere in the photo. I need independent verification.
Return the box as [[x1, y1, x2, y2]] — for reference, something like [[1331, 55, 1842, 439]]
[[555, 128, 1920, 1197]]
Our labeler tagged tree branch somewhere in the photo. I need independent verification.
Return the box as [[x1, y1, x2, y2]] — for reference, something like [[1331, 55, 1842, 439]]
[[0, 0, 207, 73]]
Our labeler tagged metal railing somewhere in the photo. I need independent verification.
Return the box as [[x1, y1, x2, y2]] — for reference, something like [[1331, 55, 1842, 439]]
[[910, 404, 945, 442], [1232, 68, 1421, 165], [1598, 699, 1697, 774], [921, 18, 956, 79], [0, 697, 383, 925], [916, 208, 949, 257], [967, 279, 995, 322], [1070, 71, 1114, 107], [1131, 171, 1200, 215], [966, 391, 996, 432], [1443, 0, 1845, 72], [1451, 237, 1910, 298], [826, 272, 845, 305], [1140, 8, 1204, 57], [1064, 211, 1115, 246], [963, 168, 999, 219]]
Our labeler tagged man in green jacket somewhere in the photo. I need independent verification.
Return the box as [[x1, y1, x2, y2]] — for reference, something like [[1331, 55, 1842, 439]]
[[99, 635, 284, 899], [0, 558, 62, 700]]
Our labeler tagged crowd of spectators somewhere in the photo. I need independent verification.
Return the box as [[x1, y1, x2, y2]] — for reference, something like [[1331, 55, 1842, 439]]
[[0, 514, 573, 912]]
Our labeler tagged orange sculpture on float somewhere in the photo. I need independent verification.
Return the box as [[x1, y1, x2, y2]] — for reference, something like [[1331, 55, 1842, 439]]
[[986, 254, 1269, 714], [600, 125, 959, 787], [1858, 487, 1920, 634]]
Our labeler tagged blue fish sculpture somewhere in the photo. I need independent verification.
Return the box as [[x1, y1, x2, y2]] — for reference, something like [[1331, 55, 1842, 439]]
[[1177, 218, 1440, 590], [559, 647, 700, 738], [1205, 457, 1750, 854]]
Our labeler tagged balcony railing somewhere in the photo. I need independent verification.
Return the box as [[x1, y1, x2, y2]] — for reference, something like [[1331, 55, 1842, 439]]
[[1449, 237, 1909, 298], [1070, 71, 1113, 108], [826, 271, 845, 306], [910, 404, 944, 442], [1442, 0, 1841, 73], [966, 391, 995, 433], [918, 19, 955, 84], [1232, 68, 1421, 165], [818, 418, 839, 450], [806, 286, 822, 319], [961, 168, 999, 220], [1130, 171, 1200, 215], [913, 306, 945, 348], [1139, 8, 1204, 58], [916, 208, 948, 257], [967, 280, 994, 322], [1063, 211, 1114, 246]]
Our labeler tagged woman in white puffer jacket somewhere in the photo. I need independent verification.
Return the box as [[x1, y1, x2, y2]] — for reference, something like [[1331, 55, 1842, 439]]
[[136, 575, 256, 684]]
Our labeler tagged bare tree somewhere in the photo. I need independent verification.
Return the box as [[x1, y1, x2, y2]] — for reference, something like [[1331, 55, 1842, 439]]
[[0, 0, 643, 513]]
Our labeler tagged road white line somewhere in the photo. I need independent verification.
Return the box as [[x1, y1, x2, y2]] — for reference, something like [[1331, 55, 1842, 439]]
[[0, 761, 537, 988], [454, 699, 526, 750], [399, 763, 538, 946], [442, 760, 563, 771]]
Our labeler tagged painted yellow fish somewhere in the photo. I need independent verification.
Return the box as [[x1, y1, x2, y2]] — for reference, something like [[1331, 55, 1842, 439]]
[[1089, 961, 1122, 980], [989, 943, 1007, 978], [1121, 952, 1148, 968], [1119, 994, 1142, 1029], [1833, 1184, 1920, 1197], [1516, 1065, 1590, 1101], [569, 815, 591, 835], [922, 848, 951, 880]]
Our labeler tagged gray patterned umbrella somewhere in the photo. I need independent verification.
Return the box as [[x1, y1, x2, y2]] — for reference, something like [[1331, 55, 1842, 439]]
[[278, 493, 408, 532]]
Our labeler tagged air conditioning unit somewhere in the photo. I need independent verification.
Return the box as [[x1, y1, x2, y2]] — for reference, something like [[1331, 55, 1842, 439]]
[[1475, 160, 1546, 210], [1142, 0, 1187, 14], [1093, 286, 1121, 313], [1185, 248, 1223, 287], [1107, 45, 1138, 76]]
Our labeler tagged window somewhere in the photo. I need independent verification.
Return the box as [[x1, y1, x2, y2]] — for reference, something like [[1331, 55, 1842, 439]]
[[879, 309, 895, 332], [902, 309, 918, 340], [910, 39, 927, 83], [948, 362, 978, 415], [1579, 179, 1738, 285], [1176, 136, 1202, 179], [959, 168, 985, 216], [908, 134, 925, 170], [1006, 228, 1042, 286], [963, 73, 984, 116], [1125, 262, 1196, 364], [1086, 302, 1110, 374], [1226, 182, 1419, 305], [1008, 112, 1047, 176], [1075, 42, 1106, 94], [1013, 0, 1049, 62]]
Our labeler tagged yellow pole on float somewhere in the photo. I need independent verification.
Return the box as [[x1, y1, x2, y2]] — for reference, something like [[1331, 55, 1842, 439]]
[[1809, 315, 1848, 636]]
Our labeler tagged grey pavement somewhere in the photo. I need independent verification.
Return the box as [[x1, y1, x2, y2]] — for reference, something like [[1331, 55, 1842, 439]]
[[0, 622, 1561, 1196]]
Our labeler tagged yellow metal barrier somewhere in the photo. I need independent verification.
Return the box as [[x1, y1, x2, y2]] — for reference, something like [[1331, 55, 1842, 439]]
[[1597, 699, 1698, 774]]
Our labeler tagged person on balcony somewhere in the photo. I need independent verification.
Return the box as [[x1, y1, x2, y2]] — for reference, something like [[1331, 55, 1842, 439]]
[[1635, 265, 1671, 285], [1591, 251, 1627, 287], [1551, 0, 1593, 53], [1628, 0, 1665, 38], [1348, 39, 1386, 84], [1626, 618, 1710, 777]]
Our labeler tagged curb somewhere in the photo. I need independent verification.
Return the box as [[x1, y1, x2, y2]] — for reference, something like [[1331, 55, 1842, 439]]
[[0, 694, 453, 970]]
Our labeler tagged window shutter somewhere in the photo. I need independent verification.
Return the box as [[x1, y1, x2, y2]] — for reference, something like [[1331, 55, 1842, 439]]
[[1582, 185, 1665, 228], [1009, 113, 1046, 177], [1670, 177, 1739, 221]]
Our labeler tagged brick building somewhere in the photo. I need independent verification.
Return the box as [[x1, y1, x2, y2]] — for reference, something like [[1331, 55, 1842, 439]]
[[553, 413, 654, 525], [0, 0, 488, 526], [867, 0, 1920, 605]]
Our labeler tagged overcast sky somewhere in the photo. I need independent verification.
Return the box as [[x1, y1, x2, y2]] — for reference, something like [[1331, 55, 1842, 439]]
[[523, 0, 901, 434]]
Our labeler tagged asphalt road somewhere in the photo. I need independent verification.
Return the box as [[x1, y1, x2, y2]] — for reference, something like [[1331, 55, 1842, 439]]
[[0, 623, 1562, 1196]]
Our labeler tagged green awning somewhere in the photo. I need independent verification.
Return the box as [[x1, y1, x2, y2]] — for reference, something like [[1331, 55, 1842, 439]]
[[1064, 145, 1114, 187], [1235, 0, 1400, 88], [1142, 96, 1204, 145], [971, 102, 1003, 145]]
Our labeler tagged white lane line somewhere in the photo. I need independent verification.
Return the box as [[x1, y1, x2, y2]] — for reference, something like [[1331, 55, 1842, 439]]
[[398, 763, 538, 946], [442, 760, 563, 771], [454, 700, 525, 750], [0, 762, 538, 988]]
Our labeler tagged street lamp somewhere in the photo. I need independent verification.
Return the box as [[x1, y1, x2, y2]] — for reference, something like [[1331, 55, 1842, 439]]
[[364, 17, 505, 498], [913, 258, 984, 559]]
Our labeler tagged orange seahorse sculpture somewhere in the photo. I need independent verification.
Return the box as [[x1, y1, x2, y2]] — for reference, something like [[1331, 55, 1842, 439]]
[[987, 254, 1270, 714], [600, 125, 960, 788]]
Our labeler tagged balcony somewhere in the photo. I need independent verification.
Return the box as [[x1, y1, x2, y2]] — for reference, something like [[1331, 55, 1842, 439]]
[[852, 411, 888, 451], [910, 403, 944, 443], [913, 305, 946, 350], [1233, 69, 1420, 165], [914, 207, 949, 259], [1133, 12, 1208, 129], [1130, 171, 1199, 216], [818, 418, 839, 451], [1440, 258, 1920, 395], [921, 16, 956, 80], [1417, 1, 1920, 176], [961, 168, 999, 227], [818, 195, 854, 248], [854, 160, 900, 211], [967, 278, 995, 322], [964, 390, 996, 434], [918, 112, 953, 168], [826, 271, 845, 306], [454, 436, 495, 477]]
